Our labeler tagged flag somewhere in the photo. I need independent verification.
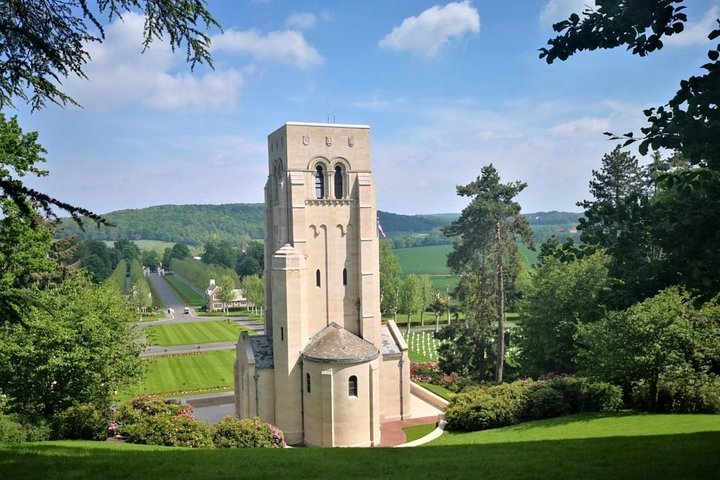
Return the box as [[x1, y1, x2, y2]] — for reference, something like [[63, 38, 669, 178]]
[[377, 218, 386, 238]]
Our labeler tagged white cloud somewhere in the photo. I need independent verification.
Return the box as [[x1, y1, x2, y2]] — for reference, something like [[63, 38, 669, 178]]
[[540, 0, 597, 27], [212, 29, 323, 68], [286, 12, 317, 30], [550, 117, 609, 136], [378, 1, 480, 59], [65, 12, 244, 111], [666, 5, 720, 46]]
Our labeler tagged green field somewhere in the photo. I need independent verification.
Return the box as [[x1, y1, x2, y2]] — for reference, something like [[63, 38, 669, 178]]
[[132, 350, 235, 397], [144, 321, 248, 347], [2, 414, 719, 480], [395, 243, 537, 291]]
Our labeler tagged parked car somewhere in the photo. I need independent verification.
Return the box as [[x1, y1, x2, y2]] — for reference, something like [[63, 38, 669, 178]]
[[184, 307, 190, 314]]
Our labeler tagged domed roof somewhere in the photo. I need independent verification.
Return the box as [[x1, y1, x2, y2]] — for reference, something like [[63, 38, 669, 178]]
[[301, 323, 379, 364]]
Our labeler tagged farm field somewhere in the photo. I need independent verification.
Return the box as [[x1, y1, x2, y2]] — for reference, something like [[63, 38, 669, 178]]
[[144, 321, 249, 347], [3, 414, 719, 480], [395, 242, 537, 291], [130, 350, 235, 398]]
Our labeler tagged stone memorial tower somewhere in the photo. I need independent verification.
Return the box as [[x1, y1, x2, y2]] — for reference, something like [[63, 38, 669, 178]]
[[234, 122, 411, 447]]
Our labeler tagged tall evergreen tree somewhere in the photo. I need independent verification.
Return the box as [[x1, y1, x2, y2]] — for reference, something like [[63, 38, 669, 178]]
[[442, 164, 533, 382]]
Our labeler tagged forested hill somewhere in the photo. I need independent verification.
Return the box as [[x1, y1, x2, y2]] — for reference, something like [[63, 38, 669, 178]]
[[56, 203, 580, 246], [57, 204, 265, 246]]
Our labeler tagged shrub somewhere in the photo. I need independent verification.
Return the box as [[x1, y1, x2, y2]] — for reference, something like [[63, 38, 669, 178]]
[[114, 396, 213, 448], [445, 380, 534, 431], [579, 380, 623, 412], [526, 386, 569, 420], [0, 414, 50, 442], [52, 403, 110, 441], [212, 416, 285, 448], [631, 369, 720, 413], [445, 376, 622, 432]]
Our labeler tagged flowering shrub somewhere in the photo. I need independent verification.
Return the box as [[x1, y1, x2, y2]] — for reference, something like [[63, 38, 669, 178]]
[[410, 362, 443, 384], [114, 396, 212, 447], [212, 416, 285, 448]]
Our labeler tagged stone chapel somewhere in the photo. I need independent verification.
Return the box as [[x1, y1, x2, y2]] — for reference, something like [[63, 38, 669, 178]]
[[234, 122, 411, 447]]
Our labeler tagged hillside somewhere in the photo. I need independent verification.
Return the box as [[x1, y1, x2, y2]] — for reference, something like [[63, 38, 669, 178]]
[[56, 203, 581, 246]]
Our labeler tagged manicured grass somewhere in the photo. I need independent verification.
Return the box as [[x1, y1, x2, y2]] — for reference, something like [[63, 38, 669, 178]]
[[2, 414, 719, 480], [131, 350, 235, 397], [404, 331, 440, 362], [395, 244, 453, 276], [431, 412, 720, 446], [417, 381, 454, 401], [402, 423, 437, 442], [144, 321, 248, 347], [162, 275, 205, 307]]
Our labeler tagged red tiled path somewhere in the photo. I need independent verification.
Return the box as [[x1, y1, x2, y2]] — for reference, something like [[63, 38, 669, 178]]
[[378, 415, 439, 447]]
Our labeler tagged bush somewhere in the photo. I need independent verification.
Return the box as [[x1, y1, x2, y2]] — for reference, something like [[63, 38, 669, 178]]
[[0, 414, 50, 442], [526, 386, 569, 420], [445, 380, 534, 431], [631, 369, 720, 413], [212, 416, 285, 448], [445, 376, 622, 432], [114, 396, 213, 448], [52, 403, 110, 441]]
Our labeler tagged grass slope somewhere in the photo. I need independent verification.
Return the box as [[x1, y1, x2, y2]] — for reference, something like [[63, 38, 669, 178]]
[[2, 414, 719, 480], [144, 321, 247, 347], [133, 351, 235, 397]]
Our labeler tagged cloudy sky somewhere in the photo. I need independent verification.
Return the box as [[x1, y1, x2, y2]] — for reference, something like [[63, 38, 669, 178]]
[[14, 0, 720, 215]]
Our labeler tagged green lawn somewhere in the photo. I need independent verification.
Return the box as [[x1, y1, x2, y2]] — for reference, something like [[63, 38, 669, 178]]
[[430, 412, 720, 445], [144, 321, 248, 347], [162, 275, 205, 307], [402, 423, 437, 443], [130, 350, 235, 397], [2, 414, 719, 480], [404, 331, 440, 362]]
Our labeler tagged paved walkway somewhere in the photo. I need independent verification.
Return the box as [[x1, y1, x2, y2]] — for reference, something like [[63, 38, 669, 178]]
[[378, 392, 444, 447]]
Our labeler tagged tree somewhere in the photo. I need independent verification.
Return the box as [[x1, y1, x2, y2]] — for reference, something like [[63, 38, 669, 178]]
[[114, 238, 140, 262], [576, 146, 655, 307], [541, 0, 720, 299], [240, 274, 264, 316], [202, 240, 237, 269], [217, 274, 236, 314], [379, 240, 403, 319], [236, 240, 264, 278], [0, 198, 59, 324], [399, 275, 423, 334], [162, 242, 191, 269], [577, 287, 720, 410], [141, 250, 159, 272], [518, 250, 610, 377], [418, 275, 435, 327], [442, 164, 534, 382], [0, 273, 144, 418]]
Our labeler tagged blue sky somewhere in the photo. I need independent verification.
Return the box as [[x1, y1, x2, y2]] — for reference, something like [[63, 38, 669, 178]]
[[14, 0, 720, 215]]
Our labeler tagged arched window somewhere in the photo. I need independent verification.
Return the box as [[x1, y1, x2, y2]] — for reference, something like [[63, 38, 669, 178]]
[[348, 375, 358, 397], [334, 165, 344, 199], [306, 373, 311, 393], [342, 268, 348, 286], [316, 269, 321, 287], [315, 165, 325, 199]]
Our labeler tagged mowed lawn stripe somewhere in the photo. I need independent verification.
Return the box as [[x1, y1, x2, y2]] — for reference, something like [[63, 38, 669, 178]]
[[140, 350, 235, 395], [145, 321, 246, 346]]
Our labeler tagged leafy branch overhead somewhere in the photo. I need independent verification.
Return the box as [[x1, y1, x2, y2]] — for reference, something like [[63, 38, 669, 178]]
[[0, 0, 220, 111], [540, 0, 719, 169]]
